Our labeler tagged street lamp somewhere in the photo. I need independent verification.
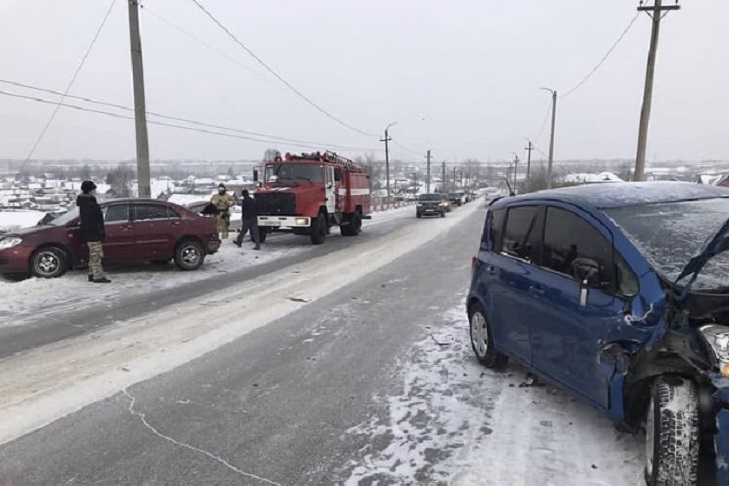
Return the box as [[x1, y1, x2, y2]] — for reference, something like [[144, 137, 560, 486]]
[[540, 87, 558, 189], [381, 122, 398, 207]]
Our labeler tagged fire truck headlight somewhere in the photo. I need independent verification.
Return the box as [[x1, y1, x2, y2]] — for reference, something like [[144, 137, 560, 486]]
[[295, 217, 309, 226]]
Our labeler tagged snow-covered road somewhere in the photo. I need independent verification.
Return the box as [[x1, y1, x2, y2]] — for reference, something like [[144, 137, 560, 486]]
[[342, 301, 645, 486], [0, 200, 664, 486], [0, 204, 416, 327]]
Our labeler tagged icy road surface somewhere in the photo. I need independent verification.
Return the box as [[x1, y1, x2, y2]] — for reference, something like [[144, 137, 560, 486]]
[[0, 205, 415, 359], [0, 201, 652, 485]]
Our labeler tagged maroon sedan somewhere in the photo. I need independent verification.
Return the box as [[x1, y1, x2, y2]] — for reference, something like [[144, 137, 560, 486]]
[[0, 199, 221, 279]]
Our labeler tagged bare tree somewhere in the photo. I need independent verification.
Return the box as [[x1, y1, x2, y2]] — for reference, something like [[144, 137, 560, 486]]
[[263, 148, 280, 163], [105, 164, 135, 197], [80, 164, 91, 181]]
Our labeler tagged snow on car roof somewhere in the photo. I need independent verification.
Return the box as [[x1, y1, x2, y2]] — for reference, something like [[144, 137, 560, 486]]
[[505, 181, 729, 209]]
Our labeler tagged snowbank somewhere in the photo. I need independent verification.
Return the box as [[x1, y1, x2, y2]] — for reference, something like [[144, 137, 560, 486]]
[[0, 238, 310, 327]]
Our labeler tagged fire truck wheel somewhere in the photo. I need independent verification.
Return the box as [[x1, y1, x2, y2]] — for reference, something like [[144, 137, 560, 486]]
[[310, 213, 327, 245], [258, 230, 267, 244], [340, 213, 362, 237]]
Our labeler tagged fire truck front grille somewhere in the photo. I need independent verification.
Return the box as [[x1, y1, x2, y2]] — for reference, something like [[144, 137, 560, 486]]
[[255, 192, 296, 215]]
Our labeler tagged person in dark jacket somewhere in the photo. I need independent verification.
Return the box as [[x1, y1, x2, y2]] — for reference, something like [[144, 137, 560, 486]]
[[77, 181, 111, 283], [233, 190, 260, 250]]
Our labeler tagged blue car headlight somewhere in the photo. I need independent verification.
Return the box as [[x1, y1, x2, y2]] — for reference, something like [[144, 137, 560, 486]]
[[0, 237, 22, 250], [700, 325, 729, 377]]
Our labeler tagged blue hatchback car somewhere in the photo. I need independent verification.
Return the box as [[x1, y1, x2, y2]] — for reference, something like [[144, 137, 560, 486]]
[[468, 182, 729, 486]]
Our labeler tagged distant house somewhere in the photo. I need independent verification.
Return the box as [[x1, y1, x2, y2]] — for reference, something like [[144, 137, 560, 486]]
[[563, 172, 623, 184]]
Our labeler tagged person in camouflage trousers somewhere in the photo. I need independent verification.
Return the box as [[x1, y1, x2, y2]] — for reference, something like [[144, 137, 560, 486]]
[[77, 181, 110, 283], [211, 183, 235, 238]]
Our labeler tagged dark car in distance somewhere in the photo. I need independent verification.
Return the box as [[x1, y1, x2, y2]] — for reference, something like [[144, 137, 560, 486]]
[[0, 199, 221, 279], [468, 182, 729, 485], [416, 193, 446, 218], [448, 192, 464, 207]]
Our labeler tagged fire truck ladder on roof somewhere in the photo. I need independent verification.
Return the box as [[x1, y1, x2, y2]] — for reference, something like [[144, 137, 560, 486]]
[[322, 151, 364, 173]]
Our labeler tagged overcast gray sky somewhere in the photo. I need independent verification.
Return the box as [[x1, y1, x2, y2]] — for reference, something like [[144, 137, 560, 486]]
[[0, 0, 727, 164]]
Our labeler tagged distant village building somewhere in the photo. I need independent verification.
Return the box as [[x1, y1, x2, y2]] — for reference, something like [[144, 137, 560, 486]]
[[563, 172, 623, 184]]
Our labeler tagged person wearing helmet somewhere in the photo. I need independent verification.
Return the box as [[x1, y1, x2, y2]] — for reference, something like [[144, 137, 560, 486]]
[[211, 183, 235, 238], [77, 181, 110, 283]]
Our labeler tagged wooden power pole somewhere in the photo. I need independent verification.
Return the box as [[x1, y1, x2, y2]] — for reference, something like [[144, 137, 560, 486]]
[[426, 150, 431, 193], [128, 0, 151, 198], [547, 90, 557, 189], [634, 0, 680, 181], [441, 161, 446, 193], [525, 140, 534, 181]]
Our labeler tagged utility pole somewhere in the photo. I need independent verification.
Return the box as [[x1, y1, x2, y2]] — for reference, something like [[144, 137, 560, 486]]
[[426, 150, 432, 193], [441, 161, 446, 193], [541, 88, 558, 189], [128, 0, 151, 198], [453, 167, 457, 192], [381, 122, 397, 207], [525, 140, 534, 181], [634, 0, 680, 182], [513, 154, 519, 193]]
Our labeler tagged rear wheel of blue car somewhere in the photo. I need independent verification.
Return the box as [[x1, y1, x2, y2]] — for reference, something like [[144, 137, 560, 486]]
[[645, 375, 700, 486], [468, 304, 507, 368]]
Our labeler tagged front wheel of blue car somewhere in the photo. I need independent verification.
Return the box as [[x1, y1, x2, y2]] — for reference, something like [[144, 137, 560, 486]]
[[645, 375, 700, 486], [469, 304, 508, 369]]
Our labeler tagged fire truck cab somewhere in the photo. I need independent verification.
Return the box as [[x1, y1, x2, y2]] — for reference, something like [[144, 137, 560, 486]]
[[254, 151, 371, 244]]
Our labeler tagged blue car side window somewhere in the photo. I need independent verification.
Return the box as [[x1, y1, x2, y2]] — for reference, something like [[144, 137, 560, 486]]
[[503, 206, 543, 263], [542, 207, 616, 292], [487, 208, 506, 252]]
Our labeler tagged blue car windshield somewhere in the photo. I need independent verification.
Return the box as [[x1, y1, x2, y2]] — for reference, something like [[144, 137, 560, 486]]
[[606, 198, 729, 289]]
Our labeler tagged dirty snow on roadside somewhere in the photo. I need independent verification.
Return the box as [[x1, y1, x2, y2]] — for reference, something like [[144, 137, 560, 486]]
[[0, 205, 418, 324], [342, 300, 644, 486], [0, 237, 309, 327]]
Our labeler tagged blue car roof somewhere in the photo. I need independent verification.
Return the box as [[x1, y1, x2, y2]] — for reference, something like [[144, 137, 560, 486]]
[[498, 182, 729, 209]]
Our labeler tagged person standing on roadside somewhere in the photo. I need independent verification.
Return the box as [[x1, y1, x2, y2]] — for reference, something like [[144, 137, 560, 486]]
[[77, 181, 111, 283], [233, 190, 261, 250], [211, 183, 235, 238]]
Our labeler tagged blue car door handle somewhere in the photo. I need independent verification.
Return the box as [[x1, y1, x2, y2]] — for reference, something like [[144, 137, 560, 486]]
[[487, 266, 497, 275], [528, 286, 545, 296]]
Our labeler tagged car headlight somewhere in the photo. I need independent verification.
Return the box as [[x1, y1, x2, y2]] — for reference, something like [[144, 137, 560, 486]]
[[699, 325, 729, 377], [416, 203, 423, 207], [0, 237, 22, 250], [295, 217, 308, 226]]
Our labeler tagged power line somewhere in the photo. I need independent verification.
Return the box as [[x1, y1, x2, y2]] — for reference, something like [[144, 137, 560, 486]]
[[140, 4, 274, 86], [22, 0, 118, 166], [392, 140, 422, 158], [0, 79, 377, 152], [189, 0, 378, 138], [560, 12, 641, 99], [0, 90, 379, 153]]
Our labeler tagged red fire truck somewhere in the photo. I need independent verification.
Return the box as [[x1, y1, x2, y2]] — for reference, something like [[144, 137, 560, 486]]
[[253, 151, 371, 244]]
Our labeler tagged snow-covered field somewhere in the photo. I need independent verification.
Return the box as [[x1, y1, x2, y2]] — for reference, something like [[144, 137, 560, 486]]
[[343, 299, 644, 486]]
